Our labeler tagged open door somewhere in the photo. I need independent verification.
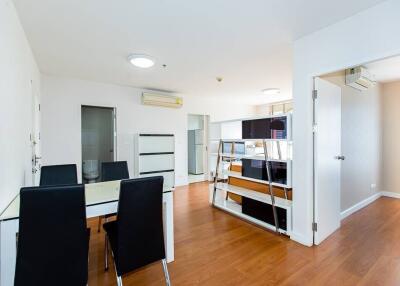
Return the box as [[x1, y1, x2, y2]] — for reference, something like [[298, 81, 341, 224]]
[[313, 77, 342, 245]]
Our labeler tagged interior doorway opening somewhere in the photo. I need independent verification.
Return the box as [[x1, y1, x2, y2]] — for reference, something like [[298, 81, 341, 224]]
[[81, 105, 116, 183], [313, 54, 400, 245], [187, 114, 209, 184]]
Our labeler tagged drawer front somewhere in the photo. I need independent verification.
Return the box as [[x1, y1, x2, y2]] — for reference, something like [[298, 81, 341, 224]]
[[138, 135, 174, 154], [139, 154, 174, 173]]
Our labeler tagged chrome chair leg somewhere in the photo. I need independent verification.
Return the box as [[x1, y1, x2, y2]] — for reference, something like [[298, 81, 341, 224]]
[[112, 255, 123, 286], [104, 234, 109, 271], [162, 259, 171, 286], [117, 276, 123, 286]]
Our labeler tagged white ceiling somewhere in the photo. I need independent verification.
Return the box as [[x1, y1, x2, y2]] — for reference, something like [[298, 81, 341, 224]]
[[366, 55, 400, 83], [13, 0, 386, 105]]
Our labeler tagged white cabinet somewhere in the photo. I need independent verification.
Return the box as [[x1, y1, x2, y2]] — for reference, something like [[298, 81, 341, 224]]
[[135, 134, 175, 190]]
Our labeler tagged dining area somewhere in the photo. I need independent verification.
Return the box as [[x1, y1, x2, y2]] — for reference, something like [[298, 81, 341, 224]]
[[0, 162, 174, 286]]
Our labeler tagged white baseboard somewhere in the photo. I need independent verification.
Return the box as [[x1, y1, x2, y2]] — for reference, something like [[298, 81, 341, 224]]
[[381, 191, 400, 199], [175, 180, 189, 187], [341, 191, 400, 220], [340, 192, 382, 220], [291, 191, 400, 247]]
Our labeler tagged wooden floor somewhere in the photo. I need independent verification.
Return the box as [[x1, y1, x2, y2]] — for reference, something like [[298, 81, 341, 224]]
[[88, 182, 400, 285]]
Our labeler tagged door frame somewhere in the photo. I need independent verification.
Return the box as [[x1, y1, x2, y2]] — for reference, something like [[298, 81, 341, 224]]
[[187, 113, 210, 183], [30, 79, 41, 185], [299, 47, 400, 245], [203, 115, 210, 180], [80, 105, 117, 183], [81, 104, 117, 161], [312, 78, 317, 244]]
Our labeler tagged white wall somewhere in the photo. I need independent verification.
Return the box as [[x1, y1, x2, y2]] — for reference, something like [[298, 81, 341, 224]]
[[322, 72, 382, 212], [382, 81, 400, 195], [40, 75, 256, 186], [0, 0, 40, 212], [293, 0, 400, 246]]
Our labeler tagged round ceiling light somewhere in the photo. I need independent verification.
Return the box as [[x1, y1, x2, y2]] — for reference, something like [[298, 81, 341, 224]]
[[262, 88, 280, 95], [128, 54, 155, 68]]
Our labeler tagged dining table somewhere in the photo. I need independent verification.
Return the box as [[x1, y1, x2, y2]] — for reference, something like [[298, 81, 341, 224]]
[[0, 180, 174, 286]]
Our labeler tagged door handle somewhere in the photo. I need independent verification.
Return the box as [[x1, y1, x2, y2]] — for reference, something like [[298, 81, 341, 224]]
[[32, 155, 41, 165], [335, 155, 345, 161]]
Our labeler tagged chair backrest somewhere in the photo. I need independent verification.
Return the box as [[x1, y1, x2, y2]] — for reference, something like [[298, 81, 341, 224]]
[[115, 176, 165, 275], [40, 164, 78, 186], [101, 161, 129, 182], [15, 185, 88, 286]]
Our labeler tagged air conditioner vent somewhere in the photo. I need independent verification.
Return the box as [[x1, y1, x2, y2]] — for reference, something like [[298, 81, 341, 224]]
[[142, 92, 183, 108], [345, 66, 375, 91]]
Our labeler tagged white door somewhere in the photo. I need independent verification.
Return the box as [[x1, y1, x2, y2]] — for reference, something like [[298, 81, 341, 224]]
[[31, 81, 41, 185], [314, 77, 342, 245]]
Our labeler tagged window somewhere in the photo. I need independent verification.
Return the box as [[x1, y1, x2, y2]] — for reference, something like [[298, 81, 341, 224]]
[[271, 101, 293, 115]]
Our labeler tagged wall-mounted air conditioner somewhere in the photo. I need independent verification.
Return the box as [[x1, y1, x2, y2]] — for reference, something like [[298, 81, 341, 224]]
[[142, 92, 183, 108], [345, 66, 375, 91]]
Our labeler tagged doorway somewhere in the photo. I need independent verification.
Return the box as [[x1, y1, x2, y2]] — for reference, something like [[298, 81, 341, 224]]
[[81, 105, 116, 183], [187, 114, 209, 184], [313, 56, 400, 244]]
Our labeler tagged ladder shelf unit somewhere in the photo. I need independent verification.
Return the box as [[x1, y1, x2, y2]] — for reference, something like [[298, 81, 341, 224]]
[[209, 114, 293, 236]]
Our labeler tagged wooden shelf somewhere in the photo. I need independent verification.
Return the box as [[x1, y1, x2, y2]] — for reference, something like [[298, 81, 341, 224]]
[[210, 153, 291, 162], [226, 171, 291, 189], [214, 183, 292, 209], [209, 138, 291, 142], [210, 153, 259, 160]]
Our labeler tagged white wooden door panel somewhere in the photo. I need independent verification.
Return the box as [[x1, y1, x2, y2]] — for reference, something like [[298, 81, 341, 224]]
[[314, 77, 342, 245]]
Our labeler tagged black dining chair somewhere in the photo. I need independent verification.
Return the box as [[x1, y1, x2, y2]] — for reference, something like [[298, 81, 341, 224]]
[[14, 185, 89, 286], [97, 161, 130, 232], [103, 177, 170, 286], [40, 164, 78, 186], [101, 161, 129, 182]]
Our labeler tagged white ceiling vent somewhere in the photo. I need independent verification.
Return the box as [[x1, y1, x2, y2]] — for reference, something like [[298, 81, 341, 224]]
[[142, 92, 183, 108], [345, 66, 375, 91]]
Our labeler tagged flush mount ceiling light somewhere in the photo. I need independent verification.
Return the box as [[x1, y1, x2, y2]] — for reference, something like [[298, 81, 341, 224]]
[[128, 54, 155, 68], [262, 88, 280, 95]]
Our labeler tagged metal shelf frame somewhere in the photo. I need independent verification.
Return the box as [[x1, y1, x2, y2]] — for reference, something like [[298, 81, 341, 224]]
[[211, 139, 283, 233]]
